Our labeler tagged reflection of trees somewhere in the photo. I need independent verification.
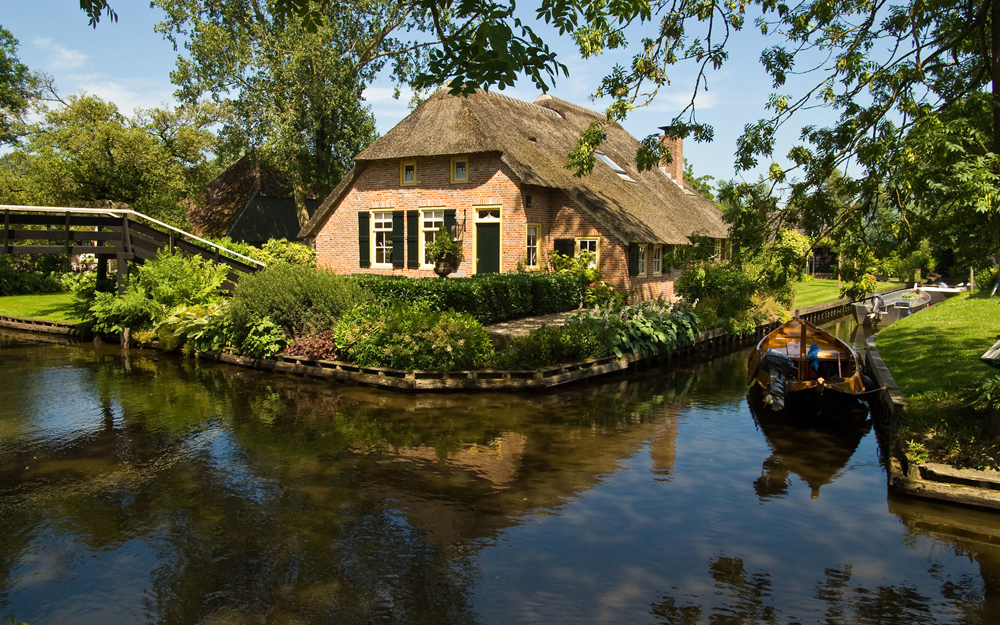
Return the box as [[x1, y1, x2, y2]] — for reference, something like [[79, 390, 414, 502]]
[[1, 340, 716, 623], [651, 554, 995, 624]]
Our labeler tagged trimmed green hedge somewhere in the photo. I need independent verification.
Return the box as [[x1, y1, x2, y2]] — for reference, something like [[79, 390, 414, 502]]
[[348, 272, 586, 325]]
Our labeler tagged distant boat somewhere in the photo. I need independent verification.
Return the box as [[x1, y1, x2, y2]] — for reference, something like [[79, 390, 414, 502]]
[[851, 288, 931, 326], [748, 317, 876, 413]]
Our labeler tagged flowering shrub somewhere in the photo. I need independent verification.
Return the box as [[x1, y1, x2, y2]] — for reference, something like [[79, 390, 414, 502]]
[[841, 272, 879, 302]]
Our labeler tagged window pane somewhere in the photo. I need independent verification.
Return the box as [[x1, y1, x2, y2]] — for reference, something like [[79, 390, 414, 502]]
[[453, 160, 467, 181], [403, 164, 415, 183], [526, 225, 539, 267], [478, 209, 500, 220]]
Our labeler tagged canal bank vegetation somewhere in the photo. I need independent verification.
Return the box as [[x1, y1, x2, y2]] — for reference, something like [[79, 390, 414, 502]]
[[876, 292, 1000, 470], [63, 249, 700, 372]]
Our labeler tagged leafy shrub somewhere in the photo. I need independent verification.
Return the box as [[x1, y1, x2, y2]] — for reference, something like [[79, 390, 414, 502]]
[[568, 302, 700, 358], [841, 272, 879, 302], [976, 267, 998, 294], [74, 250, 229, 335], [237, 316, 288, 359], [228, 264, 369, 337], [58, 271, 95, 292], [0, 257, 62, 296], [205, 237, 316, 268], [283, 329, 340, 361], [348, 271, 585, 325], [334, 302, 493, 371], [88, 288, 161, 334], [157, 304, 232, 353], [495, 324, 609, 369]]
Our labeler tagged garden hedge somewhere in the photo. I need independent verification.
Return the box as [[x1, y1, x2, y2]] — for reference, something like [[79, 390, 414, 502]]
[[348, 272, 587, 325]]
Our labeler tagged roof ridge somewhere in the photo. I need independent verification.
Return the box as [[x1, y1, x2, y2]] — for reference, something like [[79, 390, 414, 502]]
[[483, 89, 562, 118], [433, 83, 562, 118], [535, 94, 605, 118]]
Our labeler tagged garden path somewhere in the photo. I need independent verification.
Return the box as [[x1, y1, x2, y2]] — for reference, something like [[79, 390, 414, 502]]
[[485, 310, 579, 347]]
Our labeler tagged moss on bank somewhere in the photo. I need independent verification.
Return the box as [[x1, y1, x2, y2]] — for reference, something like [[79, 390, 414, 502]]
[[875, 292, 1000, 469]]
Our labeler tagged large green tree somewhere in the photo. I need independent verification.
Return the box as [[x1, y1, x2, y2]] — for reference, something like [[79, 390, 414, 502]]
[[0, 25, 41, 146], [2, 95, 220, 225], [153, 0, 443, 208]]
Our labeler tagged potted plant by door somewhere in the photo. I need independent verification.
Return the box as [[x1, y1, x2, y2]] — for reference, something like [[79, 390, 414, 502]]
[[427, 225, 463, 277]]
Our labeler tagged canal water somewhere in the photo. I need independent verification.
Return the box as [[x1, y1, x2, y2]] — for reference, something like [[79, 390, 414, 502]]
[[1, 317, 998, 624]]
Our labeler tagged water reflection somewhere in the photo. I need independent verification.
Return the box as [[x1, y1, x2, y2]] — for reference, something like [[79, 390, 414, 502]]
[[1, 327, 999, 624]]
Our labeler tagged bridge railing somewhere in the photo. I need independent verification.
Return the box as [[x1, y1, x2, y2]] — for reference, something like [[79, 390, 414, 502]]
[[1, 205, 266, 268]]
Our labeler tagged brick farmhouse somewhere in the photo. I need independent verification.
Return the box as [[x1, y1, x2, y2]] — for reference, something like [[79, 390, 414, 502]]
[[298, 89, 728, 300]]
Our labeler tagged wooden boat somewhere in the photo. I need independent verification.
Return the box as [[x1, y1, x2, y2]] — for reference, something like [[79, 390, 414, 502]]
[[748, 317, 875, 413], [851, 288, 931, 326]]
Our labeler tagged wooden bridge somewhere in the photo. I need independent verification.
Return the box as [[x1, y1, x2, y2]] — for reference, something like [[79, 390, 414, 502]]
[[1, 205, 265, 291]]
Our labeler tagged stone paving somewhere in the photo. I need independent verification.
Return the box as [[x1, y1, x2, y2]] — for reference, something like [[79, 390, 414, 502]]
[[485, 310, 580, 348]]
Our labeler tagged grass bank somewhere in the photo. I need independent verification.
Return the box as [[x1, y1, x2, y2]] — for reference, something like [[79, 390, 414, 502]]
[[792, 278, 897, 308], [876, 292, 1000, 469], [0, 292, 78, 323]]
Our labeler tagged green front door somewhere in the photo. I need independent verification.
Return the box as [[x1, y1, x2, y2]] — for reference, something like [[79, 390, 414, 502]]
[[476, 223, 501, 274]]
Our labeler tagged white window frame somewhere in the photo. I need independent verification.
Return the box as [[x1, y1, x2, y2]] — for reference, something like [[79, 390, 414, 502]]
[[637, 244, 647, 277], [652, 245, 663, 276], [419, 208, 445, 268], [371, 210, 394, 267], [595, 151, 636, 182], [525, 223, 541, 270], [575, 237, 600, 269]]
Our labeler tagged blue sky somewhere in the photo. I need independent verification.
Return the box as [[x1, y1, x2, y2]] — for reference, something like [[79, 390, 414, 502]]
[[2, 1, 842, 187]]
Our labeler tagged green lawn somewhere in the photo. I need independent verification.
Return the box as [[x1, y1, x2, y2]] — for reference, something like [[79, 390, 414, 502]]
[[0, 292, 79, 323], [792, 278, 898, 308], [876, 292, 1000, 468]]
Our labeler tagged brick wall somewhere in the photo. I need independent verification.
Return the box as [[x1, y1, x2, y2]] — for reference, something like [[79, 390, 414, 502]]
[[313, 154, 681, 300]]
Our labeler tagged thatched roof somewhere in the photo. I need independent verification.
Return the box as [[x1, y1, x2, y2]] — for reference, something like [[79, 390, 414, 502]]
[[300, 89, 728, 244], [189, 154, 293, 238]]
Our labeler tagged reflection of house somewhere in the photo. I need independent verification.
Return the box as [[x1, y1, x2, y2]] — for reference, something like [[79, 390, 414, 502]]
[[188, 155, 318, 245], [299, 88, 728, 299]]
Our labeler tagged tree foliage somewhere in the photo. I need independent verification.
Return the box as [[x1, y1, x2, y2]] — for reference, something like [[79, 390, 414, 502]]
[[0, 25, 41, 146], [1, 95, 220, 225], [152, 0, 439, 201]]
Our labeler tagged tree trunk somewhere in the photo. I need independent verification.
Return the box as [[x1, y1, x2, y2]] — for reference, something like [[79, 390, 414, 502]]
[[293, 185, 310, 230]]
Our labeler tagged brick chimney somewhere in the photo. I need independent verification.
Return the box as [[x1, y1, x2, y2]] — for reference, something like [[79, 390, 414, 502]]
[[658, 127, 683, 185]]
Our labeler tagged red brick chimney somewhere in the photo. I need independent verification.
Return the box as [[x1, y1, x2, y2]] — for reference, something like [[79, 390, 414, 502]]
[[658, 128, 683, 185]]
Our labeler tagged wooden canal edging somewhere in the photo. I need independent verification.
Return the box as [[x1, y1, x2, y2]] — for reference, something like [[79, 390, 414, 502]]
[[1, 288, 899, 392], [0, 314, 88, 337]]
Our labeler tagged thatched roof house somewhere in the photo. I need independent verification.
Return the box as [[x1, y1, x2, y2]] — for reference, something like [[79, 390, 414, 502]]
[[189, 155, 317, 245], [299, 89, 728, 299]]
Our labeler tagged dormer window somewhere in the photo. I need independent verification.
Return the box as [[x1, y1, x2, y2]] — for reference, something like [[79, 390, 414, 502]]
[[451, 156, 468, 183], [595, 151, 635, 182], [400, 160, 417, 186]]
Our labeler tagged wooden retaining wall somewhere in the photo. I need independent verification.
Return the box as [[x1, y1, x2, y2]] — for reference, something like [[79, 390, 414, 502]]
[[0, 287, 904, 392], [0, 314, 88, 337]]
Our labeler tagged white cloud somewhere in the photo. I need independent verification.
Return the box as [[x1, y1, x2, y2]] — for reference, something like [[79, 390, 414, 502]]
[[65, 73, 177, 115], [33, 37, 90, 71]]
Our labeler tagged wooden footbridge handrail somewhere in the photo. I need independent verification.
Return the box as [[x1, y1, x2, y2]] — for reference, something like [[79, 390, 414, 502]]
[[1, 205, 266, 293], [0, 205, 265, 268]]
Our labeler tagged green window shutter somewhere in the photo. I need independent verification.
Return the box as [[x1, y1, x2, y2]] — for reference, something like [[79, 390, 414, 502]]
[[407, 210, 420, 268], [443, 209, 457, 237], [628, 244, 639, 277], [554, 238, 575, 258], [358, 212, 370, 268], [392, 210, 405, 268]]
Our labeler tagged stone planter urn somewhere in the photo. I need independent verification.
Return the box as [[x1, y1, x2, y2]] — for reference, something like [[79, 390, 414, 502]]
[[433, 254, 457, 278]]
